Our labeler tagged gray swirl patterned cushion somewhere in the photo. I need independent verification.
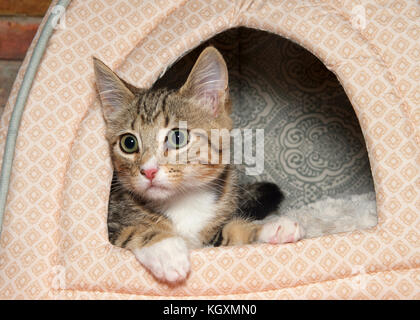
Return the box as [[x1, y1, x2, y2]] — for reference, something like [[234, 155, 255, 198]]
[[154, 28, 376, 213]]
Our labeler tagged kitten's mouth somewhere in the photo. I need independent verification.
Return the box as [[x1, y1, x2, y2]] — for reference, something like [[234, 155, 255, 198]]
[[148, 185, 167, 191], [143, 182, 173, 200], [146, 182, 170, 192]]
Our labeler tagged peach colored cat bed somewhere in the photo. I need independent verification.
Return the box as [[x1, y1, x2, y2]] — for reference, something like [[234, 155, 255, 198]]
[[0, 0, 418, 299]]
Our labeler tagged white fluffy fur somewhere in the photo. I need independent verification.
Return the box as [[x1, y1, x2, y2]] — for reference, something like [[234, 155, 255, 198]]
[[133, 236, 190, 283], [283, 192, 377, 239], [164, 191, 217, 248]]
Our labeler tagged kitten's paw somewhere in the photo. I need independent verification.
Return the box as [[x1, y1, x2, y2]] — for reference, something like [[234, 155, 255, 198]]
[[258, 216, 305, 244], [133, 237, 190, 283]]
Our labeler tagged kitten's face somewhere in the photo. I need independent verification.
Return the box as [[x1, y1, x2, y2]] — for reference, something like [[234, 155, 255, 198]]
[[94, 47, 232, 202]]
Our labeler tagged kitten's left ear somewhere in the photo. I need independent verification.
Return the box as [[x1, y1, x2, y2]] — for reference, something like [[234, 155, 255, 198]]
[[179, 47, 229, 117], [93, 57, 135, 122]]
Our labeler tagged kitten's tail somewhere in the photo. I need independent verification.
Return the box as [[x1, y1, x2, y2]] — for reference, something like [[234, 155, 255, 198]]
[[237, 182, 284, 220]]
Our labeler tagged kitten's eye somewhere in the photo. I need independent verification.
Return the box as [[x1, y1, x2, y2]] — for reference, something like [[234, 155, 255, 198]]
[[166, 128, 189, 149], [120, 134, 139, 154]]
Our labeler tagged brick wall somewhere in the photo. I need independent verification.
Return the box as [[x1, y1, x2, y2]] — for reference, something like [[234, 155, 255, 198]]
[[0, 0, 52, 113]]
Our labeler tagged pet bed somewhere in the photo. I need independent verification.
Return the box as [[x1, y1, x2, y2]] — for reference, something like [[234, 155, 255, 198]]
[[0, 0, 418, 299]]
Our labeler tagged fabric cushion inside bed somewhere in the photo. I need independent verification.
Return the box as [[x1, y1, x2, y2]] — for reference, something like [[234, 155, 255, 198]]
[[154, 28, 376, 214]]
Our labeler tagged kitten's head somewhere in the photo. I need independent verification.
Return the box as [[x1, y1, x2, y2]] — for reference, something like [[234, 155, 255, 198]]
[[94, 47, 232, 202]]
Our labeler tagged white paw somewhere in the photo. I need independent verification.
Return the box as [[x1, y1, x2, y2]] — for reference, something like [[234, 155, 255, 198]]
[[133, 237, 190, 283], [258, 216, 305, 244]]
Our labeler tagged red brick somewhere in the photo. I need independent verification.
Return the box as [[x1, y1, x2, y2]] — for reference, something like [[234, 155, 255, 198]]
[[0, 19, 41, 60], [0, 0, 51, 17]]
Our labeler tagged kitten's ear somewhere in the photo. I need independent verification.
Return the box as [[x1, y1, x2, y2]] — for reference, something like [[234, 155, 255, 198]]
[[93, 57, 135, 122], [180, 47, 229, 116]]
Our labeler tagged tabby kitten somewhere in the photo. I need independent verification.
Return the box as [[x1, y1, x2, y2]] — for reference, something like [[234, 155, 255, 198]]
[[93, 47, 304, 283]]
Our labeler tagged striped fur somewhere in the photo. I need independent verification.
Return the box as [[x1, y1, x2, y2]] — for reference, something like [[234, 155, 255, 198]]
[[94, 47, 285, 282]]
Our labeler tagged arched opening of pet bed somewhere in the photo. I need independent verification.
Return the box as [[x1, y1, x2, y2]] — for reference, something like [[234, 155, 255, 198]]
[[153, 27, 377, 237]]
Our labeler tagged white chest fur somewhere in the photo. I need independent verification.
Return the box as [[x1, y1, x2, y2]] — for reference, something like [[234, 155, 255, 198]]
[[164, 191, 217, 248]]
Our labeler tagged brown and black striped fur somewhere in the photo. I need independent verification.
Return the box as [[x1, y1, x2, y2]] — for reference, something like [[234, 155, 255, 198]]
[[93, 47, 283, 254]]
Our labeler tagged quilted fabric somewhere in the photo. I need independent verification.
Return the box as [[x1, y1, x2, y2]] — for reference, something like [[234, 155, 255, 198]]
[[0, 0, 419, 299]]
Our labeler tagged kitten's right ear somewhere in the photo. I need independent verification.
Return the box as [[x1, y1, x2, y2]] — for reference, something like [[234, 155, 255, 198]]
[[93, 57, 134, 122]]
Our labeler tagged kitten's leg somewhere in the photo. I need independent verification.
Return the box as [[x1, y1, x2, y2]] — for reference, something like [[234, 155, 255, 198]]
[[220, 216, 305, 246], [114, 222, 190, 283], [219, 218, 261, 246]]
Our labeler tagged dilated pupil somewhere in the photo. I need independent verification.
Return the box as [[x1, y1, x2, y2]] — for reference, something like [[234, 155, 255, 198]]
[[124, 136, 136, 149], [172, 130, 183, 146]]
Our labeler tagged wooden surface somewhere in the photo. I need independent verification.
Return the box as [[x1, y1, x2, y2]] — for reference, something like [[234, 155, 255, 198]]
[[0, 0, 51, 114], [0, 18, 41, 60], [0, 0, 51, 16]]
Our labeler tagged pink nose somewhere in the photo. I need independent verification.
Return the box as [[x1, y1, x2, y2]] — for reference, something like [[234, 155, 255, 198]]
[[141, 168, 158, 181]]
